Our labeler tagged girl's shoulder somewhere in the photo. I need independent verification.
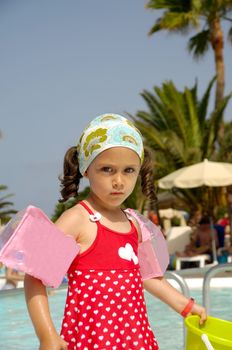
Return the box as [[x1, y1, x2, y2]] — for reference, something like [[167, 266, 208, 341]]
[[54, 203, 89, 240], [124, 209, 142, 242]]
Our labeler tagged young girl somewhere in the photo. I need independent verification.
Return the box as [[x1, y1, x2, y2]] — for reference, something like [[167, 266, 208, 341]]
[[24, 113, 206, 350]]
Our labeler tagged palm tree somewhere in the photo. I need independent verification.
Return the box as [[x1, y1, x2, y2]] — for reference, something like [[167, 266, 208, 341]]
[[0, 185, 17, 225], [146, 0, 232, 109], [130, 78, 231, 213]]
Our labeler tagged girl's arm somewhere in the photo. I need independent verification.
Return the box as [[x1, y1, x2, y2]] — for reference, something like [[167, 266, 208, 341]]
[[24, 274, 68, 350], [24, 206, 83, 349], [144, 277, 207, 324], [24, 207, 82, 350]]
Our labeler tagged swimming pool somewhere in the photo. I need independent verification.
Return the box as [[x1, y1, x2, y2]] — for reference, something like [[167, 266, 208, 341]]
[[0, 286, 231, 350]]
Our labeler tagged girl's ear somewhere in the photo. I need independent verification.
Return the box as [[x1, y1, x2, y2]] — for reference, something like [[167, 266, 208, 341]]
[[83, 171, 88, 178]]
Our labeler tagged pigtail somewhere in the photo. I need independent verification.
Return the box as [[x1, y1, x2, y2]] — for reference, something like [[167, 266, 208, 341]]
[[140, 148, 158, 211], [59, 146, 83, 202]]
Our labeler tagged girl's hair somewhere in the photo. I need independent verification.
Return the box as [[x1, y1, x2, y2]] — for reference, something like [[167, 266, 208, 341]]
[[59, 146, 82, 203], [140, 148, 158, 211]]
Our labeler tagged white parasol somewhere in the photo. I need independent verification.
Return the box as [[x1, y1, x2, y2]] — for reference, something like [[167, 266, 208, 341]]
[[158, 159, 232, 189]]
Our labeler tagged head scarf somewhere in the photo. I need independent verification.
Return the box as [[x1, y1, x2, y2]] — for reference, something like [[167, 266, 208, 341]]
[[77, 113, 144, 175]]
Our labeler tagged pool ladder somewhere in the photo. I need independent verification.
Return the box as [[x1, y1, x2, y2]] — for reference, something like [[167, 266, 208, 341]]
[[165, 263, 232, 348], [165, 271, 190, 348], [202, 263, 232, 313]]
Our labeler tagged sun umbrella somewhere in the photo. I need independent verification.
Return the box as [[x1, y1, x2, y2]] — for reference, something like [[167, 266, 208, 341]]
[[158, 159, 232, 264], [158, 159, 232, 189]]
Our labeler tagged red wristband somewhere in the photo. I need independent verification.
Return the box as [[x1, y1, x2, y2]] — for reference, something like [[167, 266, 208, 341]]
[[180, 298, 195, 317]]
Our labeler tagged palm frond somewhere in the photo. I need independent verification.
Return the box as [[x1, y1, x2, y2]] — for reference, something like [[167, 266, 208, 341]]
[[0, 193, 14, 202], [197, 76, 216, 124], [184, 88, 201, 148], [0, 201, 15, 208], [203, 92, 232, 158], [146, 0, 192, 12], [228, 25, 232, 43], [0, 185, 16, 223], [149, 11, 198, 35], [217, 122, 232, 161], [188, 30, 210, 58], [139, 90, 170, 129], [134, 120, 167, 150], [0, 209, 17, 216]]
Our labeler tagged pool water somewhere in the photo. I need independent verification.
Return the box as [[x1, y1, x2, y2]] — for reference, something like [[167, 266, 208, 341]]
[[0, 287, 231, 350]]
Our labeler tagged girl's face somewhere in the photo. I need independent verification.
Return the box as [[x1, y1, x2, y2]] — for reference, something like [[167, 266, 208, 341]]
[[85, 147, 141, 208]]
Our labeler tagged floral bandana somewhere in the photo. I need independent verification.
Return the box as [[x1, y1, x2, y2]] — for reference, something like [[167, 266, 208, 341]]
[[77, 113, 144, 175]]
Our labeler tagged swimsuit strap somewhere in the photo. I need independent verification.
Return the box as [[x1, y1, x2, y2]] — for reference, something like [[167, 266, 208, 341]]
[[79, 201, 134, 233], [79, 201, 102, 226], [79, 201, 95, 215]]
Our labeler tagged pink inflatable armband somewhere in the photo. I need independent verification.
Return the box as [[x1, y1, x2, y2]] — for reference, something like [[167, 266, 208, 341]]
[[125, 209, 169, 280], [0, 206, 80, 288]]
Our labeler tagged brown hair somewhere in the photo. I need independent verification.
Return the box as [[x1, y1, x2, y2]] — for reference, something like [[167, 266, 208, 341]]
[[59, 146, 82, 202], [139, 148, 157, 211]]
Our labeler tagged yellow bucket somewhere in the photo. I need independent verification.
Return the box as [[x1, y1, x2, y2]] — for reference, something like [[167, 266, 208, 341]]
[[185, 315, 232, 350]]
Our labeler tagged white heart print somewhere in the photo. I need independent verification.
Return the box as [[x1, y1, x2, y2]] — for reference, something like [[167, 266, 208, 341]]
[[118, 243, 138, 265]]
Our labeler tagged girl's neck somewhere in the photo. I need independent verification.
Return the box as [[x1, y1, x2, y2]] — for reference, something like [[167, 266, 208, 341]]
[[85, 195, 122, 216], [84, 195, 131, 230]]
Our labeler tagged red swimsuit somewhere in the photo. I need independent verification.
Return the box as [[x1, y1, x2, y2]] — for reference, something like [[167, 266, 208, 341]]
[[60, 201, 159, 349]]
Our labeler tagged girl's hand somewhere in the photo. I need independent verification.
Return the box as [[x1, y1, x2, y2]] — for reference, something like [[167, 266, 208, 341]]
[[191, 302, 207, 325], [39, 334, 68, 350]]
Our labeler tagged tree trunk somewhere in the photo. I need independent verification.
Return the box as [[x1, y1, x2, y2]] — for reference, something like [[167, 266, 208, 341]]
[[210, 18, 225, 106], [210, 17, 225, 140]]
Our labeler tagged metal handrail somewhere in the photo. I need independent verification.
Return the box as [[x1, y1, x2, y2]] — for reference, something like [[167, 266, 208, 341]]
[[165, 271, 190, 348], [166, 264, 232, 348], [174, 263, 217, 277], [202, 262, 232, 313], [165, 271, 190, 297]]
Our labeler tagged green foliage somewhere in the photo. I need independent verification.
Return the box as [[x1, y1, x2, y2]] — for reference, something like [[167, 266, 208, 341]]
[[130, 78, 232, 212], [147, 0, 232, 44], [146, 0, 232, 107], [133, 78, 229, 168], [170, 216, 181, 226], [217, 121, 232, 162], [188, 30, 210, 58], [0, 185, 17, 224], [51, 187, 90, 222]]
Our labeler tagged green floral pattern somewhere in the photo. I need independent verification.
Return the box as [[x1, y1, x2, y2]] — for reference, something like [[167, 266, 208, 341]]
[[83, 128, 107, 158], [100, 115, 118, 122], [122, 135, 138, 145]]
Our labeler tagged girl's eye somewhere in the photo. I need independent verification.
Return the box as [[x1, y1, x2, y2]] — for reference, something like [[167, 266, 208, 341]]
[[125, 168, 135, 173], [101, 167, 113, 173]]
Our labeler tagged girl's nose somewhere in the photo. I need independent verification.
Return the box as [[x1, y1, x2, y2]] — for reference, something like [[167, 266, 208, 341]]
[[112, 174, 124, 189]]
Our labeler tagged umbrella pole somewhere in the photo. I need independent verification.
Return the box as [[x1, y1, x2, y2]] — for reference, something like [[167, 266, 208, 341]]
[[227, 192, 232, 245], [208, 188, 218, 264], [210, 216, 218, 264]]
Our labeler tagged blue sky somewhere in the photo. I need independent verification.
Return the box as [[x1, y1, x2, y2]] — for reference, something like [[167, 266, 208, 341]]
[[1, 0, 232, 216]]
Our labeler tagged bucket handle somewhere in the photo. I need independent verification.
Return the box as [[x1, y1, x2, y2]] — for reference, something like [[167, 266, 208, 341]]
[[201, 334, 214, 350]]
